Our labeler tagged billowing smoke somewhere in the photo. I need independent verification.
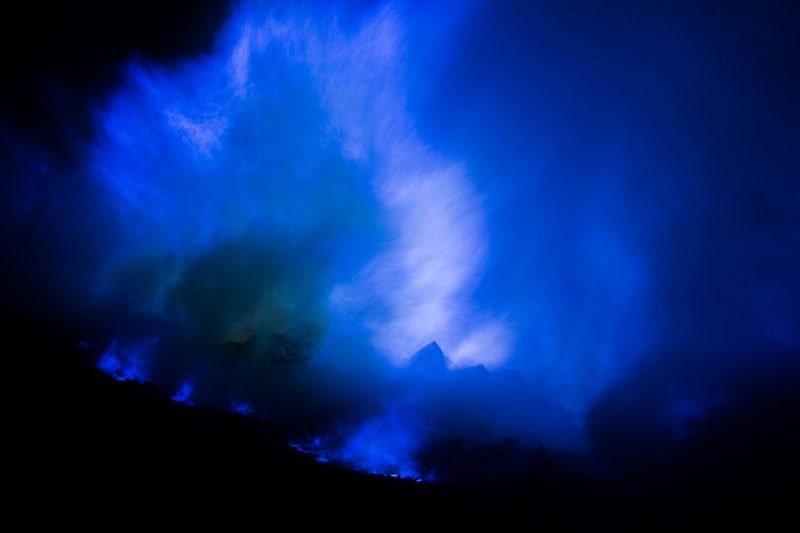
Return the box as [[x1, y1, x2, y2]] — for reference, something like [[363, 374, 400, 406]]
[[2, 0, 798, 481]]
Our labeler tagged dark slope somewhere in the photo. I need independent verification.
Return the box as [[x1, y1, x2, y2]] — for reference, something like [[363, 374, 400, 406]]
[[8, 311, 799, 529]]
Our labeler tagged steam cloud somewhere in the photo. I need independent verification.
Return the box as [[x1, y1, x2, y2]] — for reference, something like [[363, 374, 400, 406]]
[[2, 0, 798, 480]]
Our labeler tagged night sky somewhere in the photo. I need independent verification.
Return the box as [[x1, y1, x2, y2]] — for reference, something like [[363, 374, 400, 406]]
[[3, 0, 799, 527]]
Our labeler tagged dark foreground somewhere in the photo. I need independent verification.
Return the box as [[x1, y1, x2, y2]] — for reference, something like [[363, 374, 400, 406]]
[[10, 313, 798, 529]]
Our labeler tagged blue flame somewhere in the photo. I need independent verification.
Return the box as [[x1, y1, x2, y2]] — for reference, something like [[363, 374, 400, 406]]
[[290, 411, 427, 480], [172, 382, 195, 405], [230, 401, 253, 416], [338, 413, 425, 480], [97, 338, 158, 383]]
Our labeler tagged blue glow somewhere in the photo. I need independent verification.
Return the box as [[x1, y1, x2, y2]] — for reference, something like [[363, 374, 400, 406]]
[[290, 411, 428, 480], [230, 401, 253, 416], [338, 413, 425, 480], [289, 439, 332, 465], [96, 339, 157, 383], [171, 382, 194, 405]]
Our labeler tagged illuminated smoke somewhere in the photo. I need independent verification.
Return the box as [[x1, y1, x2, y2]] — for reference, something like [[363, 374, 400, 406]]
[[5, 0, 797, 480]]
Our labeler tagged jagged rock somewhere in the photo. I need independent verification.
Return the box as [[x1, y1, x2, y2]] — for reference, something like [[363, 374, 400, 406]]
[[457, 363, 489, 382], [408, 341, 450, 374]]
